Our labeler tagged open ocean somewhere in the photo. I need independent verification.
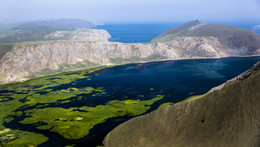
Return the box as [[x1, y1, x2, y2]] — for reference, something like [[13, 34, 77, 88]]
[[95, 22, 260, 43]]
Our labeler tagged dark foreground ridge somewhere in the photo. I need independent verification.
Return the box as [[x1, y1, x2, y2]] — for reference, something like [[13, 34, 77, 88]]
[[104, 62, 260, 147]]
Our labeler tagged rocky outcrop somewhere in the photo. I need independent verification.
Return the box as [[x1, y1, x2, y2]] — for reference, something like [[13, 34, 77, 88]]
[[44, 29, 111, 41], [103, 62, 260, 147]]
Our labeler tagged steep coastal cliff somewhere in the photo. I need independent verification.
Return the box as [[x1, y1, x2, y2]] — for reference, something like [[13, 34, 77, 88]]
[[103, 62, 260, 147], [0, 36, 227, 84], [0, 21, 260, 84]]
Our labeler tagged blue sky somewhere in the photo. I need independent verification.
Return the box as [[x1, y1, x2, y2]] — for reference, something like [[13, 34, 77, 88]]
[[0, 0, 260, 23]]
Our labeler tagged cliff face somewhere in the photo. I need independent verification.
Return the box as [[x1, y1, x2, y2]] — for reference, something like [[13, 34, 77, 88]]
[[0, 36, 227, 84], [103, 62, 260, 147], [0, 21, 260, 84]]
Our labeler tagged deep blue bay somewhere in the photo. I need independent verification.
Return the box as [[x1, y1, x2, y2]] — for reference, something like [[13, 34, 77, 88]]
[[81, 56, 260, 105], [48, 56, 260, 146]]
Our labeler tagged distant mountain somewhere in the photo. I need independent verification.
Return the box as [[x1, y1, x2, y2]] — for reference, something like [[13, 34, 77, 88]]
[[104, 61, 260, 147], [0, 19, 98, 43], [152, 20, 260, 55], [14, 18, 96, 31]]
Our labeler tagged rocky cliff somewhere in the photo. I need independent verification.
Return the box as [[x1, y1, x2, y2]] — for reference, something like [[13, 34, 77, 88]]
[[0, 21, 260, 84], [0, 36, 227, 84], [103, 61, 260, 147]]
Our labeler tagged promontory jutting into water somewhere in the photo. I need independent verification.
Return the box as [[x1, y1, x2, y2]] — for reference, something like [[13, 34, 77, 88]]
[[0, 56, 259, 146]]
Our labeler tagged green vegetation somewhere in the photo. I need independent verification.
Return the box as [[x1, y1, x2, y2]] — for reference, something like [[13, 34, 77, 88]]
[[0, 65, 165, 145], [21, 95, 163, 139], [24, 86, 97, 105], [0, 129, 48, 147]]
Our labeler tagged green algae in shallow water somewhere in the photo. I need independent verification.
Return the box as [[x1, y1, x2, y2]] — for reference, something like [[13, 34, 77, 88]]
[[19, 117, 39, 124], [21, 95, 164, 139], [0, 129, 48, 147], [25, 87, 96, 105], [0, 97, 24, 129], [0, 66, 112, 145], [0, 65, 162, 145]]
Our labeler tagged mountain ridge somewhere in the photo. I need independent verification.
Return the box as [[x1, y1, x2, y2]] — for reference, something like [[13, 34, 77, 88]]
[[152, 21, 260, 55], [0, 18, 98, 44]]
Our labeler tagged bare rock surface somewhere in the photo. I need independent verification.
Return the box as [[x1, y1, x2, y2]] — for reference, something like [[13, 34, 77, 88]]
[[104, 62, 260, 147], [0, 36, 228, 84]]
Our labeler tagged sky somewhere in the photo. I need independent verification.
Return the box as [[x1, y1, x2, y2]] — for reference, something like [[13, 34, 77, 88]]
[[0, 0, 260, 23]]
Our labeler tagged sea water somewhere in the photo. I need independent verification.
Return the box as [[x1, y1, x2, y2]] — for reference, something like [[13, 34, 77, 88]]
[[95, 22, 260, 43]]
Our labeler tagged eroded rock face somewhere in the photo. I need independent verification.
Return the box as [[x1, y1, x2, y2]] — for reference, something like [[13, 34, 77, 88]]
[[0, 36, 228, 84], [103, 62, 260, 147]]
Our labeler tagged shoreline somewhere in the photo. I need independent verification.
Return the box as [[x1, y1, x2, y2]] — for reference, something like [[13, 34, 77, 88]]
[[1, 55, 260, 86]]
